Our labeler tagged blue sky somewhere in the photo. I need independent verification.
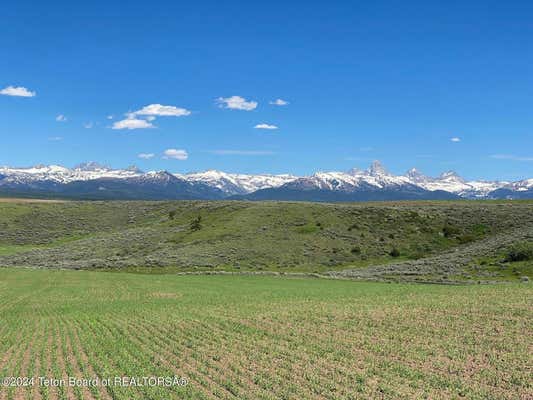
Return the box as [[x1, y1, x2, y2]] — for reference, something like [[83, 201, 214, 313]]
[[1, 0, 532, 180]]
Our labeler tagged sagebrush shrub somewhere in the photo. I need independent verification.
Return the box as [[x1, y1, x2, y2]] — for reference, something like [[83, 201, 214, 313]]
[[505, 242, 533, 262]]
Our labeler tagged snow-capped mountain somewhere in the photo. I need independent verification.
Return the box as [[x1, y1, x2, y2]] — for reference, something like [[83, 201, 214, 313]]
[[0, 164, 295, 196], [505, 178, 533, 192], [180, 170, 297, 195], [0, 162, 141, 185], [261, 161, 503, 198], [486, 178, 533, 200], [237, 161, 459, 201], [0, 164, 223, 200], [282, 161, 413, 192], [405, 169, 507, 198], [0, 161, 530, 201], [229, 161, 531, 201]]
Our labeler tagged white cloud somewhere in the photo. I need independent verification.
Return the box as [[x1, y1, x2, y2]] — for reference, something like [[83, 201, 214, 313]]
[[217, 96, 258, 111], [113, 103, 190, 130], [450, 137, 461, 142], [48, 136, 63, 141], [344, 156, 371, 161], [138, 153, 155, 160], [163, 149, 188, 160], [210, 150, 275, 156], [0, 86, 36, 97], [112, 118, 154, 130], [133, 104, 191, 117], [490, 154, 533, 162], [254, 123, 278, 130], [107, 115, 114, 120], [83, 122, 93, 129], [56, 114, 67, 122], [269, 99, 289, 106]]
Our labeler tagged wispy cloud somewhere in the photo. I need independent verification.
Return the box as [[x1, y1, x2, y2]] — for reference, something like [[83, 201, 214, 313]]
[[48, 136, 63, 141], [254, 123, 278, 130], [269, 99, 289, 106], [490, 154, 533, 162], [450, 137, 461, 142], [107, 115, 114, 120], [133, 104, 191, 117], [0, 86, 36, 97], [138, 153, 155, 160], [345, 156, 371, 161], [216, 96, 257, 111], [209, 150, 276, 156], [83, 122, 93, 129], [56, 114, 67, 122], [112, 118, 154, 130], [163, 149, 188, 160]]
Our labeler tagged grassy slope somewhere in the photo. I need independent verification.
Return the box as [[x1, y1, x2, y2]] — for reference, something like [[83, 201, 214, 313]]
[[0, 269, 530, 399], [0, 200, 531, 282]]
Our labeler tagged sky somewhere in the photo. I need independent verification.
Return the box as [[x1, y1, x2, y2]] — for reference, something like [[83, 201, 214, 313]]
[[1, 0, 532, 181]]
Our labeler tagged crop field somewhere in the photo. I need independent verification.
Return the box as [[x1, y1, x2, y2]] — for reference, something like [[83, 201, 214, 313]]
[[0, 269, 531, 400], [0, 199, 531, 399]]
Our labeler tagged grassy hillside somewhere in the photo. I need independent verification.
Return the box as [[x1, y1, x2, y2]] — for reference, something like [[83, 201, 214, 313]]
[[0, 269, 530, 399], [0, 199, 532, 282]]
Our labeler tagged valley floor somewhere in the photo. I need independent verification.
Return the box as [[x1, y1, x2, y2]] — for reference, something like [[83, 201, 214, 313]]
[[0, 269, 531, 399]]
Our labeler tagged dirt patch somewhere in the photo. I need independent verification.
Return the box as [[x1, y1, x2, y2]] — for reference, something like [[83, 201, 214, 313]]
[[149, 292, 182, 299], [0, 198, 67, 203]]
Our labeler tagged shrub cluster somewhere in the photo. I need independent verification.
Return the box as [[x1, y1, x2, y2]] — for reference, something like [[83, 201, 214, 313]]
[[505, 242, 533, 262]]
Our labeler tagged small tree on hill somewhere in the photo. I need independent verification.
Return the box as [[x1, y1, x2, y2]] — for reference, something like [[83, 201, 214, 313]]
[[442, 224, 460, 238], [190, 215, 202, 231], [390, 247, 401, 258]]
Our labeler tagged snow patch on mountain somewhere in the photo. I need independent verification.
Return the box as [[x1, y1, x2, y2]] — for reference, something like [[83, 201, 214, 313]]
[[0, 161, 530, 199], [287, 161, 414, 192], [182, 170, 297, 195], [505, 178, 533, 191], [0, 163, 142, 185], [403, 170, 507, 198]]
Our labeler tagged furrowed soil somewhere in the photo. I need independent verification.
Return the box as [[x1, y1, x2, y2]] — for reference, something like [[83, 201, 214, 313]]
[[0, 200, 531, 282], [0, 269, 531, 400]]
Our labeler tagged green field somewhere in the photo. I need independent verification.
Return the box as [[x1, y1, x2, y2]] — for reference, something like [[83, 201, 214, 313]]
[[0, 199, 531, 399], [0, 200, 532, 282], [0, 269, 531, 400]]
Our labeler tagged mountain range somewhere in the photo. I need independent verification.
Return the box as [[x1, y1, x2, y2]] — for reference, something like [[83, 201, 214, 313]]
[[0, 161, 531, 201]]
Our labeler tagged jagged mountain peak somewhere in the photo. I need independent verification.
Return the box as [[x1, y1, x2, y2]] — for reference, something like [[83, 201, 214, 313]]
[[74, 161, 110, 171], [346, 167, 363, 176], [185, 169, 298, 195], [126, 165, 143, 173], [146, 170, 176, 178], [406, 168, 428, 181], [0, 161, 530, 200], [368, 160, 388, 176], [31, 164, 70, 172], [439, 171, 464, 181]]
